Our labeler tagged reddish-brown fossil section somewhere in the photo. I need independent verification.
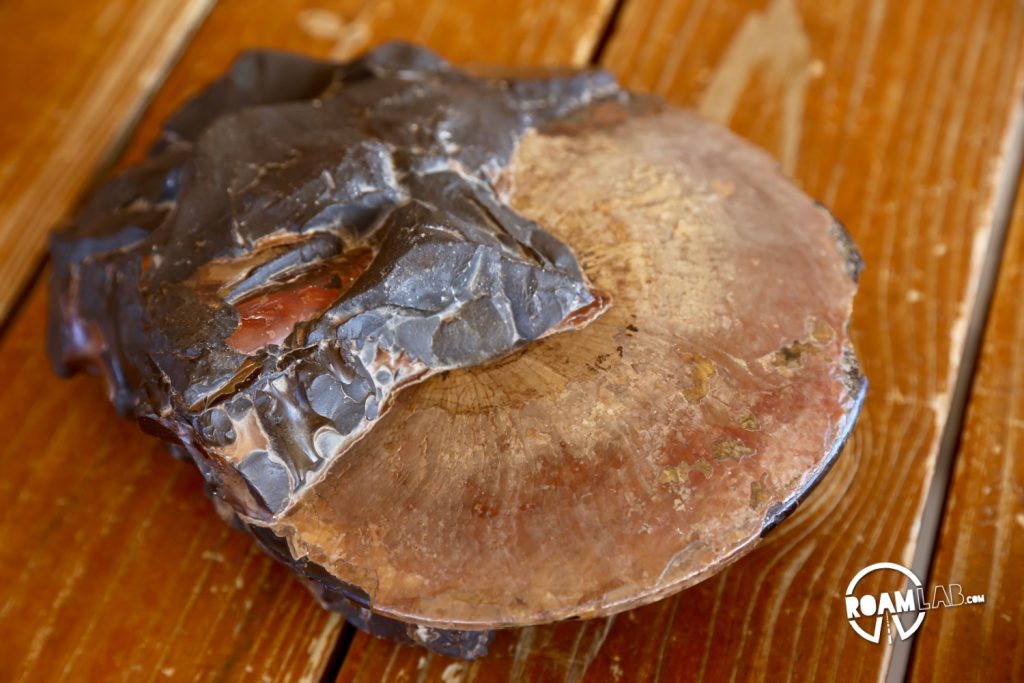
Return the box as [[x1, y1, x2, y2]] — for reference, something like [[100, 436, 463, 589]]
[[270, 100, 865, 630], [222, 246, 375, 354]]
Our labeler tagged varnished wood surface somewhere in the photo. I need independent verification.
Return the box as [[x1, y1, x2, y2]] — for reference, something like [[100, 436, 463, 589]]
[[0, 0, 616, 681], [908, 156, 1024, 681], [2, 0, 1024, 680], [0, 0, 215, 325], [337, 0, 1024, 680]]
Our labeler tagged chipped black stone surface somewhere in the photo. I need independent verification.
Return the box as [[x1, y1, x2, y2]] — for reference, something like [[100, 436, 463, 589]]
[[48, 43, 617, 520]]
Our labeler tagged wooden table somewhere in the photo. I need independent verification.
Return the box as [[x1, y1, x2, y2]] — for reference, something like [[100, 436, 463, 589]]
[[1, 0, 1020, 680]]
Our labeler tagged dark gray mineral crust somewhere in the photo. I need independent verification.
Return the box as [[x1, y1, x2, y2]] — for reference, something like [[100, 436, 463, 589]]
[[48, 43, 615, 526]]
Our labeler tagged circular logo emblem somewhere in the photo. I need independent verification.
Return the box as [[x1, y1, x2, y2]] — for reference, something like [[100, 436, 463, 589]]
[[845, 562, 925, 643]]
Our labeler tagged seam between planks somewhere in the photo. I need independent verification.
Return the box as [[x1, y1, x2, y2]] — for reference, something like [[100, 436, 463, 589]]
[[0, 257, 46, 344], [0, 0, 219, 342], [319, 621, 358, 683], [887, 97, 1024, 683], [589, 0, 630, 65]]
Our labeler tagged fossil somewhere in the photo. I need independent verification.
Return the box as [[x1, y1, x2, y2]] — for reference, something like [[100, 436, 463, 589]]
[[48, 43, 865, 658]]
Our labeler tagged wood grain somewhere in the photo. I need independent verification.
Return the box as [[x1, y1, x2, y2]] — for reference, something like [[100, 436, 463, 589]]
[[0, 0, 215, 325], [0, 0, 618, 680], [908, 145, 1024, 682], [336, 0, 1024, 679]]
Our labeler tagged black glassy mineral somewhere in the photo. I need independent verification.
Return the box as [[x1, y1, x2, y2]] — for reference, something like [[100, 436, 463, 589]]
[[48, 43, 614, 519]]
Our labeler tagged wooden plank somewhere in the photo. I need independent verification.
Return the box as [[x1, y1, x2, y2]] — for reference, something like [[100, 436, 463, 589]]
[[336, 0, 1024, 680], [908, 150, 1024, 681], [0, 0, 617, 681], [0, 0, 215, 325]]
